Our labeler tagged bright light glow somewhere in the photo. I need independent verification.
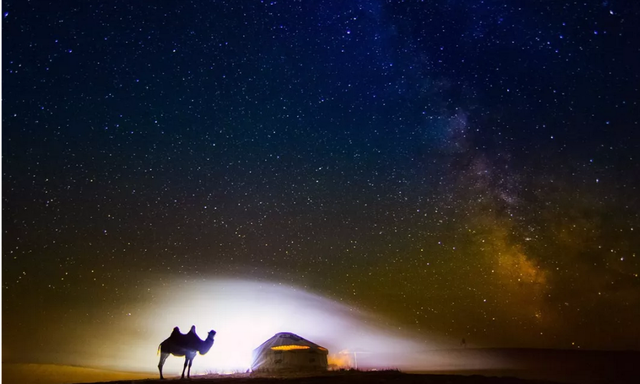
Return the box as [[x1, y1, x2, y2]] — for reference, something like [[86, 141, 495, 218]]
[[70, 278, 501, 376], [270, 345, 311, 351]]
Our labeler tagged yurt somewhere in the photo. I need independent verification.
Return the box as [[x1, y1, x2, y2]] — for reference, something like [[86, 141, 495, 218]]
[[251, 332, 328, 372]]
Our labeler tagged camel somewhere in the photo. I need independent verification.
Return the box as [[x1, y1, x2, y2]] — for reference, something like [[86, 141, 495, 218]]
[[157, 325, 216, 380]]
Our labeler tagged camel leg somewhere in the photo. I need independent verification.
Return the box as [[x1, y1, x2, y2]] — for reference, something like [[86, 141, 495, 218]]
[[181, 356, 189, 379], [158, 352, 169, 380], [187, 356, 194, 379]]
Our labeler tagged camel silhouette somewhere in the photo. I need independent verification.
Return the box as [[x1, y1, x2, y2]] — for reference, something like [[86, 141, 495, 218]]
[[157, 325, 216, 379]]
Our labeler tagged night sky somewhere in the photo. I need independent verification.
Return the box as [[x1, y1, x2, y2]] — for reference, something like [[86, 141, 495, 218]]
[[3, 0, 640, 368]]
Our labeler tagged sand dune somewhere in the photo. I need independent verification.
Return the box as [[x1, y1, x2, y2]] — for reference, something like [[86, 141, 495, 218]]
[[2, 363, 152, 384]]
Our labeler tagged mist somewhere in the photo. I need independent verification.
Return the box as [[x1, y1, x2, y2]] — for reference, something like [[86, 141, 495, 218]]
[[55, 277, 469, 374]]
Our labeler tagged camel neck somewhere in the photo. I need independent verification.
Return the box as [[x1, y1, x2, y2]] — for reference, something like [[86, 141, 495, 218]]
[[199, 336, 214, 354]]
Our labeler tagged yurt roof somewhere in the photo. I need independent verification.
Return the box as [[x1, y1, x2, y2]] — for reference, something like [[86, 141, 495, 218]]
[[254, 332, 328, 353]]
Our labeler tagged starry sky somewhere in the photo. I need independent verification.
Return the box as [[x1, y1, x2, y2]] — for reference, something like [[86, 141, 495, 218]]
[[3, 0, 640, 367]]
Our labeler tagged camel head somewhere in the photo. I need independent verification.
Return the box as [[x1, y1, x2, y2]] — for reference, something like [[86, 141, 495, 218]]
[[197, 330, 217, 355]]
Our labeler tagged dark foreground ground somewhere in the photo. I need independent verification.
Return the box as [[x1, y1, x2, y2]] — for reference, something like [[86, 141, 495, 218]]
[[75, 371, 563, 384], [5, 349, 638, 384], [75, 361, 639, 384]]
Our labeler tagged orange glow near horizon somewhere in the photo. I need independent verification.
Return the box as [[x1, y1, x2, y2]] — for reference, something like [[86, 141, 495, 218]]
[[327, 351, 354, 369]]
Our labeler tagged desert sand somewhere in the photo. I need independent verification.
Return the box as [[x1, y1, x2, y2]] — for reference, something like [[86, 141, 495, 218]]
[[2, 363, 151, 384]]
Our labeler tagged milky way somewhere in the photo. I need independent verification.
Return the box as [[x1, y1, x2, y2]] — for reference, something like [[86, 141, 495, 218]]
[[2, 0, 639, 370]]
